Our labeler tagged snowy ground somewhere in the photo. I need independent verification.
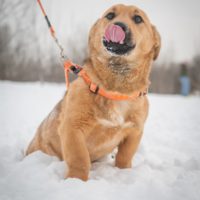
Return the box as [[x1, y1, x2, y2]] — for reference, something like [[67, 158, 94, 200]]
[[0, 81, 200, 200]]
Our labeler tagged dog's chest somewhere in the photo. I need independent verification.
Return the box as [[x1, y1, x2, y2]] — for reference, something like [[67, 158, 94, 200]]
[[98, 101, 132, 128], [88, 101, 134, 160]]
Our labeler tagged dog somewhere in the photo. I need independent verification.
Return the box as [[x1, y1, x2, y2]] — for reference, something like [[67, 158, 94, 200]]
[[26, 4, 161, 181]]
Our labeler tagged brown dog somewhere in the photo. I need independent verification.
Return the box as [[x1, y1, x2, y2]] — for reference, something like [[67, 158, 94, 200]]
[[26, 4, 161, 181]]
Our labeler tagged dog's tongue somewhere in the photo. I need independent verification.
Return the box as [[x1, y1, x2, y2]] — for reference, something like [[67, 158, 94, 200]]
[[105, 24, 125, 44]]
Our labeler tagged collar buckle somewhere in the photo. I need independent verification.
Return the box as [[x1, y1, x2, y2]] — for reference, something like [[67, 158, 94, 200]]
[[89, 83, 99, 94]]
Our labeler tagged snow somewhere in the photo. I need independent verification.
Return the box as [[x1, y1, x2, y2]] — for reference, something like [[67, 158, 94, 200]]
[[0, 81, 200, 200]]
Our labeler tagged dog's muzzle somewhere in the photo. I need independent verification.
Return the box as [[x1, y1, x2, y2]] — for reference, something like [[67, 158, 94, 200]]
[[103, 22, 135, 55]]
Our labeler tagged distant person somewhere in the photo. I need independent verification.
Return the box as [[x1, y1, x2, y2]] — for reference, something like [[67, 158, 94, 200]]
[[179, 63, 191, 96]]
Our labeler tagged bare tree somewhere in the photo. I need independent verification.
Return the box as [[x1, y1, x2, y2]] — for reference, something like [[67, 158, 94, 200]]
[[190, 55, 200, 92]]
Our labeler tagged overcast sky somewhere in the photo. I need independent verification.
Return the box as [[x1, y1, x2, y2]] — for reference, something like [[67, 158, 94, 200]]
[[41, 0, 200, 63], [3, 0, 200, 64]]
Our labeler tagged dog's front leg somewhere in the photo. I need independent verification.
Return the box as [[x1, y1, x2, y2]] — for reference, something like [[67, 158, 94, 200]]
[[115, 127, 143, 169], [59, 121, 92, 181]]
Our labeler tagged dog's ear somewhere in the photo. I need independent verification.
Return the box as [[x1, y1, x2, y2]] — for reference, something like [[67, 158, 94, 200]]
[[152, 26, 161, 60]]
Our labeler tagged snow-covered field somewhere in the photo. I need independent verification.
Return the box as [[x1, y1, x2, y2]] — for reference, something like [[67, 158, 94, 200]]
[[0, 81, 200, 200]]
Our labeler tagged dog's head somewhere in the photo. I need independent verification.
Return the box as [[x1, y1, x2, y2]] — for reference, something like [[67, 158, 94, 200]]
[[89, 4, 161, 66]]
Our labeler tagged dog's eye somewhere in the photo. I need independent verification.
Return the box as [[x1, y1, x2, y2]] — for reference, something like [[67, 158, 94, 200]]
[[105, 12, 116, 20], [133, 15, 143, 24]]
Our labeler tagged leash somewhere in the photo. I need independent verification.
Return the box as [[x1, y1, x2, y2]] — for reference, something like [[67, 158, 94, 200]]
[[37, 0, 72, 89], [37, 0, 66, 60], [37, 0, 148, 100]]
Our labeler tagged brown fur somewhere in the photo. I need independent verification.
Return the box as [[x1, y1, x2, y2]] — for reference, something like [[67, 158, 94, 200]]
[[26, 4, 161, 181]]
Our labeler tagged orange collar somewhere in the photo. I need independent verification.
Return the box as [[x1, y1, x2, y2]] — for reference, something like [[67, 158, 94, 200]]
[[64, 60, 148, 101]]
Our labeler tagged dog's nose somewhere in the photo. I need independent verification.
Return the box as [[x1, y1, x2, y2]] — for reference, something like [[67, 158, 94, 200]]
[[114, 22, 127, 32]]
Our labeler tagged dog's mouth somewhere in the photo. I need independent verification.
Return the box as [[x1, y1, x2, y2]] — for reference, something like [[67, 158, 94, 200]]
[[103, 23, 135, 55]]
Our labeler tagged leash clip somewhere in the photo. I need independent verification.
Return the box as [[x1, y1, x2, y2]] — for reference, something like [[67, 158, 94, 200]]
[[70, 65, 82, 74]]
